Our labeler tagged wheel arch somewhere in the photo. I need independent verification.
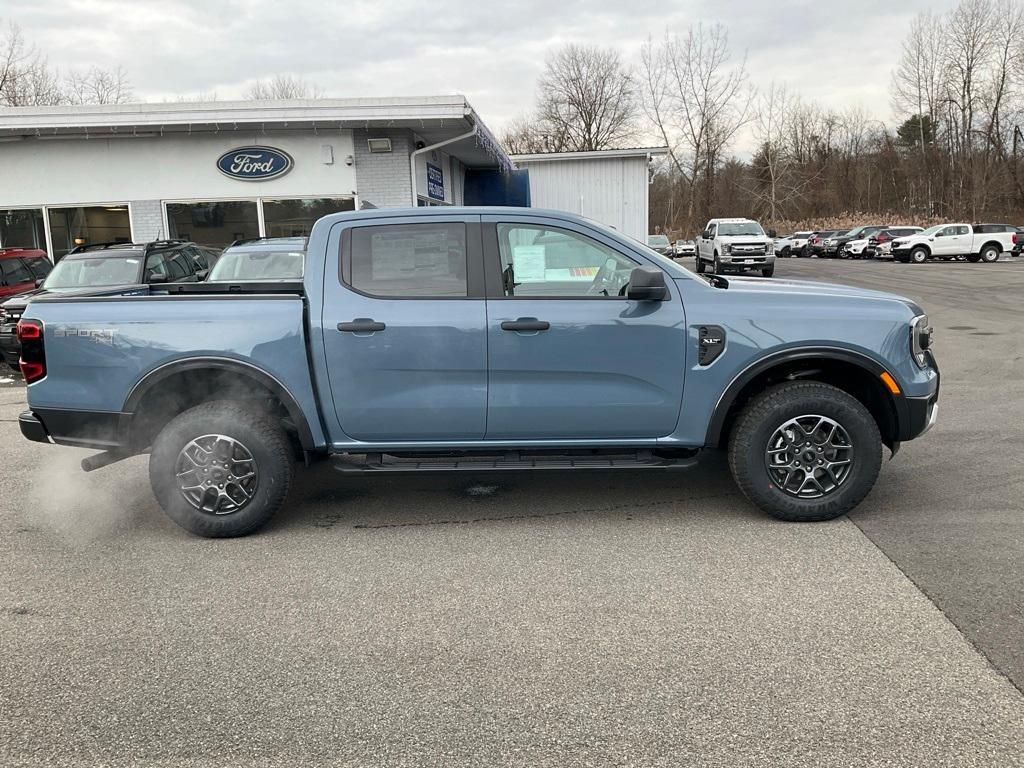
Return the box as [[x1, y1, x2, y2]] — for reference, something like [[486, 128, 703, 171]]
[[121, 356, 317, 453], [705, 348, 906, 451], [980, 240, 1003, 255]]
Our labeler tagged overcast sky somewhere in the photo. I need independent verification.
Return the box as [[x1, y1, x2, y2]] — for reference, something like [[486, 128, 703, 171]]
[[4, 0, 935, 151]]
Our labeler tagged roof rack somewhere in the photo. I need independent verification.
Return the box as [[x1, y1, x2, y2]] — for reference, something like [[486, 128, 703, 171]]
[[68, 239, 191, 255], [227, 236, 307, 248], [68, 241, 135, 254]]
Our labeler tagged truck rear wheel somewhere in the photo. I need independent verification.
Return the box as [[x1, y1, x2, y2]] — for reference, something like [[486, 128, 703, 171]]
[[727, 381, 882, 522], [149, 401, 293, 538], [980, 245, 1001, 263]]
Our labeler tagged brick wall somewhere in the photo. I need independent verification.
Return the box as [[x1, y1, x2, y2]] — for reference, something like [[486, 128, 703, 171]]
[[352, 128, 413, 208], [130, 200, 165, 241]]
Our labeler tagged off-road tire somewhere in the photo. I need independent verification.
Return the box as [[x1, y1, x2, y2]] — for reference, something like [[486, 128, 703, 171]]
[[149, 401, 293, 538], [761, 265, 775, 277], [910, 247, 928, 264], [980, 245, 1001, 263], [713, 253, 722, 274], [695, 255, 705, 273], [728, 381, 882, 522]]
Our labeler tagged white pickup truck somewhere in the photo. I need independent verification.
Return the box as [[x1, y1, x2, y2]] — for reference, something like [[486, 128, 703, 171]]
[[696, 218, 776, 277], [891, 223, 1019, 264]]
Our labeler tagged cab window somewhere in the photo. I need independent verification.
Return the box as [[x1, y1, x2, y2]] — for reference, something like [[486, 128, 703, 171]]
[[495, 224, 637, 298]]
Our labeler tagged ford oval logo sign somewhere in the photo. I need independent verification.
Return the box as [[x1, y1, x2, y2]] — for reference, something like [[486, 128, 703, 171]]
[[216, 146, 293, 181]]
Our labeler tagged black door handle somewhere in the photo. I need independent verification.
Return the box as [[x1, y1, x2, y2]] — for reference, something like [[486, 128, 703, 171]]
[[500, 318, 550, 332], [337, 319, 386, 333]]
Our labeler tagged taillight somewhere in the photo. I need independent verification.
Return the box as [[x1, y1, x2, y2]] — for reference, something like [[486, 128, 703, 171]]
[[1014, 233, 1019, 245], [16, 319, 45, 383], [877, 233, 890, 242]]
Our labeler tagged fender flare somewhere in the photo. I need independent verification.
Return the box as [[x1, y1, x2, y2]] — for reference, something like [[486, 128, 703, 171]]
[[121, 356, 317, 450], [704, 346, 907, 447]]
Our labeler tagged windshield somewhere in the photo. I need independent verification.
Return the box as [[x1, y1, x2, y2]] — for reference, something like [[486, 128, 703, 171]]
[[917, 225, 942, 236], [208, 249, 305, 281], [718, 222, 765, 236], [43, 255, 142, 289], [647, 235, 670, 247]]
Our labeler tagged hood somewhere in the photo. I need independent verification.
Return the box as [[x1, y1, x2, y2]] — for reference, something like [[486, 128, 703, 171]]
[[719, 233, 770, 241], [697, 274, 919, 307], [1, 283, 148, 310]]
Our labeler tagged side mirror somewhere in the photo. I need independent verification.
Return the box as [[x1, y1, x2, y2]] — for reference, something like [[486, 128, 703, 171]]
[[767, 229, 778, 238], [34, 278, 44, 288], [148, 273, 168, 284], [626, 266, 668, 301], [196, 269, 209, 280]]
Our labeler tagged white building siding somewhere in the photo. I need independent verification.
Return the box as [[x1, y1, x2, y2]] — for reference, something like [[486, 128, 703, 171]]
[[516, 155, 650, 241], [0, 131, 358, 208]]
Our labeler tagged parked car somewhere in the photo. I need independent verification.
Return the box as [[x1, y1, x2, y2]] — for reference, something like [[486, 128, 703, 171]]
[[775, 230, 814, 258], [647, 234, 674, 257], [0, 247, 52, 301], [207, 237, 307, 282], [829, 225, 886, 258], [0, 239, 205, 369], [869, 227, 924, 259], [695, 218, 776, 276], [17, 207, 938, 537], [804, 230, 841, 258], [891, 223, 1017, 263], [674, 239, 696, 257]]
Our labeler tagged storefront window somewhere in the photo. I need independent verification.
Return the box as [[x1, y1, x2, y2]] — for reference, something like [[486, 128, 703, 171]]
[[47, 205, 131, 261], [167, 201, 259, 247], [0, 209, 47, 251], [261, 198, 356, 238]]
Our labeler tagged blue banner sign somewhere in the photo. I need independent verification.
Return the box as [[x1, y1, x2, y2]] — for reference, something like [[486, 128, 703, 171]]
[[426, 162, 445, 201]]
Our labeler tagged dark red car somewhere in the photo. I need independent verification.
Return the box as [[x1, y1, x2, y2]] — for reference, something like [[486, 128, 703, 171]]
[[0, 248, 51, 299]]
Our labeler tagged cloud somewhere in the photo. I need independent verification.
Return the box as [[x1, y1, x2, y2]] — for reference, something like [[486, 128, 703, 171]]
[[4, 0, 935, 150]]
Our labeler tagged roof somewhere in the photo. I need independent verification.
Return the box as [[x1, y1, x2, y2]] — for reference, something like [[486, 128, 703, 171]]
[[509, 147, 669, 163], [0, 96, 513, 171]]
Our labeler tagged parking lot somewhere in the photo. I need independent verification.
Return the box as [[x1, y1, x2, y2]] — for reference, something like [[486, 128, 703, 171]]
[[1, 257, 1022, 767]]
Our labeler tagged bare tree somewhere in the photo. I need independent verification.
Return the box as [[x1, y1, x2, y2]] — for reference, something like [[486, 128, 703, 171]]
[[244, 74, 324, 100], [499, 115, 551, 154], [0, 21, 62, 106], [641, 24, 753, 229], [65, 65, 134, 105], [749, 82, 801, 223], [535, 44, 638, 152]]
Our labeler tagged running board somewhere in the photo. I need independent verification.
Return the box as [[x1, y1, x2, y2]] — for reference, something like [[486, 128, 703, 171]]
[[332, 450, 699, 475]]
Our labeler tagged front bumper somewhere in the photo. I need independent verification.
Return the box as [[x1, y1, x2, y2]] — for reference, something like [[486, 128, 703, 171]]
[[720, 253, 775, 267], [901, 351, 940, 441]]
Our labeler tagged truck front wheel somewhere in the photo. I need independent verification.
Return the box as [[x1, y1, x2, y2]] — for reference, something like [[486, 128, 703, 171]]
[[910, 247, 928, 264], [149, 402, 293, 538], [727, 381, 882, 522]]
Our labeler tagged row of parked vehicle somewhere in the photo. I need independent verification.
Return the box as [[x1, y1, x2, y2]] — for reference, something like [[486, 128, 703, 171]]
[[0, 236, 306, 370], [774, 223, 1024, 263]]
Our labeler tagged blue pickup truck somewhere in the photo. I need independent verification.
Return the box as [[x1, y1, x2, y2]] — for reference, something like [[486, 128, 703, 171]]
[[17, 207, 939, 537]]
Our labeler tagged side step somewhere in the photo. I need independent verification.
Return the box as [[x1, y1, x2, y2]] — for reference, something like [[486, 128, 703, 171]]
[[332, 450, 699, 475]]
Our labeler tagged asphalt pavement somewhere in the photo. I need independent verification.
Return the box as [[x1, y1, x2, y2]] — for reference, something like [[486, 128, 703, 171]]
[[0, 256, 1022, 767]]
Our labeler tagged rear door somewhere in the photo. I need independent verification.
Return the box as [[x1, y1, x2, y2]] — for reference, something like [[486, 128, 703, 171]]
[[0, 257, 36, 297], [481, 215, 686, 440], [321, 214, 488, 442]]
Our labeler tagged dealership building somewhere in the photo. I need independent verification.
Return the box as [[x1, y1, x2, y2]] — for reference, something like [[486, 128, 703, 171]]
[[0, 97, 664, 260]]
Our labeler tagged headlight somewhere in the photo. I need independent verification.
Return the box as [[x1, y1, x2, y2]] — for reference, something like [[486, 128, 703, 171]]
[[766, 241, 774, 254], [722, 243, 732, 254], [910, 314, 933, 368]]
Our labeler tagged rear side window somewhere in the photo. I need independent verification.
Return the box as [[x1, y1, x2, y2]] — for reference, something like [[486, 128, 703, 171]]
[[345, 223, 467, 297], [21, 256, 51, 279], [1, 258, 32, 285]]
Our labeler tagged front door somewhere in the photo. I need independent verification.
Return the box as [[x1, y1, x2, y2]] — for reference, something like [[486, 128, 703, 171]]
[[933, 225, 969, 256], [321, 215, 488, 442], [482, 217, 686, 440]]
